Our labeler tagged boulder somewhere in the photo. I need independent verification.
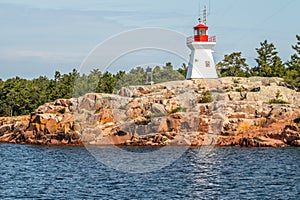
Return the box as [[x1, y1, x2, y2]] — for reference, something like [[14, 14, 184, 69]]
[[119, 87, 133, 97], [151, 103, 166, 114], [291, 140, 300, 147], [167, 114, 182, 132]]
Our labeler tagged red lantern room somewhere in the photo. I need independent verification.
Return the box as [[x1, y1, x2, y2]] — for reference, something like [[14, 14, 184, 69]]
[[194, 23, 209, 42]]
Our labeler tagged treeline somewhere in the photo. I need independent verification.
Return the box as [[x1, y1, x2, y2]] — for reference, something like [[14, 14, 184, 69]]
[[0, 63, 186, 117], [217, 35, 300, 89]]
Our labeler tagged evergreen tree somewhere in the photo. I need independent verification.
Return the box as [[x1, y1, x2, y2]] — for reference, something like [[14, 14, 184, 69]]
[[285, 35, 300, 89], [216, 52, 250, 77], [153, 62, 184, 83], [254, 40, 285, 77], [177, 63, 188, 78], [96, 72, 119, 93]]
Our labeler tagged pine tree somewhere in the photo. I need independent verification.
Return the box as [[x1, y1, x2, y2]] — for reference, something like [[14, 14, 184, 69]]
[[254, 40, 285, 77], [285, 35, 300, 89], [216, 52, 250, 77], [177, 63, 188, 78]]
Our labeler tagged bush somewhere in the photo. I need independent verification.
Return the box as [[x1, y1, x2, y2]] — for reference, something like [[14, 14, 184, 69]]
[[170, 107, 187, 114], [267, 99, 289, 104], [145, 113, 166, 119], [232, 78, 241, 84], [198, 90, 213, 103], [235, 88, 243, 92], [58, 107, 66, 114]]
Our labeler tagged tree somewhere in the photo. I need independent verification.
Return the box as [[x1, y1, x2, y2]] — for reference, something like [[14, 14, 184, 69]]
[[254, 40, 285, 77], [0, 77, 32, 116], [177, 63, 188, 78], [216, 52, 250, 77], [54, 71, 61, 82], [153, 63, 184, 83], [285, 35, 300, 89], [96, 72, 119, 93]]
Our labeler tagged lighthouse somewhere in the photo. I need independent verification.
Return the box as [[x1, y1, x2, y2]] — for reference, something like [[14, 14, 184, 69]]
[[186, 18, 218, 79]]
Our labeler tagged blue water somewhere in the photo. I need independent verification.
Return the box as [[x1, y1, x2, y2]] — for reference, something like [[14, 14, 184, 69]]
[[0, 143, 299, 199]]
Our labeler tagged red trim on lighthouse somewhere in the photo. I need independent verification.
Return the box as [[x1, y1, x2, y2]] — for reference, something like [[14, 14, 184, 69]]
[[193, 23, 209, 42], [194, 35, 208, 42], [193, 23, 208, 30]]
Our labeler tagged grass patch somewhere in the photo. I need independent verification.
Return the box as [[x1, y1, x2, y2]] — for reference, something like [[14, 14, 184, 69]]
[[145, 113, 166, 119], [170, 107, 187, 114], [267, 99, 289, 104]]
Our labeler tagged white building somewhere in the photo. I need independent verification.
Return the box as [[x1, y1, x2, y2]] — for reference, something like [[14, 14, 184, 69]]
[[186, 22, 218, 79]]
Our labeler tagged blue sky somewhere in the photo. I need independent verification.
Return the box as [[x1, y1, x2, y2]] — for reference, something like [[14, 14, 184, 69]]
[[0, 0, 299, 79]]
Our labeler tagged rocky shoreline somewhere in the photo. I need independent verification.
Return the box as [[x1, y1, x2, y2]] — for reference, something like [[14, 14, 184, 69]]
[[0, 77, 299, 147]]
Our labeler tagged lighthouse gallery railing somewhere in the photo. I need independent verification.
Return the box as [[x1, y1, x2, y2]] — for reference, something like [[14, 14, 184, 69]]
[[186, 36, 216, 44]]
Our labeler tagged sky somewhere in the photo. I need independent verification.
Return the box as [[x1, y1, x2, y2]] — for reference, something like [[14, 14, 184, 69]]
[[0, 0, 299, 79]]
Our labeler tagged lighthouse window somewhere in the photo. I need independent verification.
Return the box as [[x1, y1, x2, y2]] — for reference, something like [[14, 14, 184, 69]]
[[195, 29, 206, 36], [205, 61, 210, 67]]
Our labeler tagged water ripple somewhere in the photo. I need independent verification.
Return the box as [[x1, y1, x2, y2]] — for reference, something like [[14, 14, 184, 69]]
[[0, 144, 299, 199]]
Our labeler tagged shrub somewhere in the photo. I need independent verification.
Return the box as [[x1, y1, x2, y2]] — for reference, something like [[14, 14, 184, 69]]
[[198, 90, 213, 103], [267, 99, 289, 104], [232, 78, 241, 84], [267, 89, 289, 104], [170, 107, 187, 114], [145, 113, 166, 119], [235, 88, 243, 92], [58, 107, 66, 114]]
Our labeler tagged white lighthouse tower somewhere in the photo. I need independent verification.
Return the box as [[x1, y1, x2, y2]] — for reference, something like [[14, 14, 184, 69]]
[[186, 16, 218, 79]]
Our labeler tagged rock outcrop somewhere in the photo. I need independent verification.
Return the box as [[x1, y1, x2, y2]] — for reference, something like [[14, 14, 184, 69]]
[[0, 77, 299, 147]]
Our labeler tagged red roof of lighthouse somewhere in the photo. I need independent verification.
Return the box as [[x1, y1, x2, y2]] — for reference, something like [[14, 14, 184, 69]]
[[194, 23, 208, 30]]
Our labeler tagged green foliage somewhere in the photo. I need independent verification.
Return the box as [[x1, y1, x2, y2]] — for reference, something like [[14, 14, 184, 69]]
[[114, 63, 185, 91], [267, 99, 289, 104], [170, 107, 187, 114], [235, 88, 243, 92], [58, 107, 66, 114], [177, 63, 188, 78], [153, 63, 185, 83], [267, 89, 289, 104], [284, 35, 300, 90], [232, 78, 241, 84], [145, 113, 166, 119], [0, 69, 80, 116], [198, 90, 213, 103], [253, 40, 285, 77], [114, 67, 146, 91], [96, 71, 121, 94], [73, 69, 102, 97], [216, 52, 250, 77]]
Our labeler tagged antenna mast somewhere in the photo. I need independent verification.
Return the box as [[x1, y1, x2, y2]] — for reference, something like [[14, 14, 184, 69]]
[[203, 5, 207, 25]]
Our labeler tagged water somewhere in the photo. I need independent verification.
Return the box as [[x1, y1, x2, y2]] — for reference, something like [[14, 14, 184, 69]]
[[0, 143, 299, 199]]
